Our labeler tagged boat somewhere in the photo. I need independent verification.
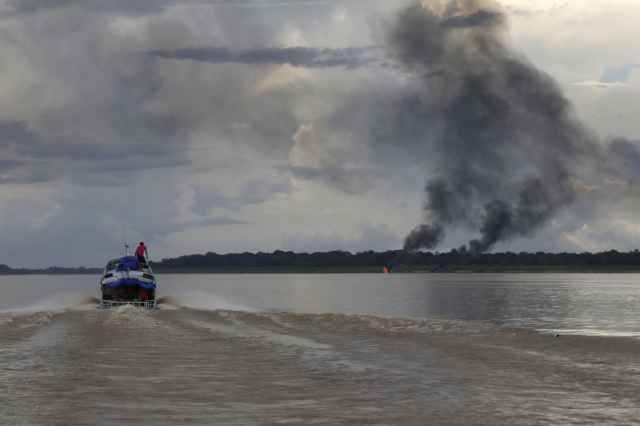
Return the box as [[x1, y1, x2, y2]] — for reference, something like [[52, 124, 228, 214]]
[[99, 255, 157, 309]]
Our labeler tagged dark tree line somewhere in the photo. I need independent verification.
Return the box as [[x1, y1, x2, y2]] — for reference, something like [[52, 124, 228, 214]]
[[2, 249, 639, 274], [150, 250, 398, 269], [150, 249, 640, 269], [446, 249, 640, 267], [0, 264, 102, 275]]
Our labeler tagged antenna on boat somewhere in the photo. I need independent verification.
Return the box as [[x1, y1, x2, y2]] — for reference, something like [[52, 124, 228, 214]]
[[122, 221, 130, 256]]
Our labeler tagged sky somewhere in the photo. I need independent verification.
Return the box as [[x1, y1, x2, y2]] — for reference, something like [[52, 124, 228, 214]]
[[0, 0, 639, 267]]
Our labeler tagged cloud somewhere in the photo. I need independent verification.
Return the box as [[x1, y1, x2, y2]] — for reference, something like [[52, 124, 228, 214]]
[[281, 222, 399, 253], [606, 138, 640, 181], [283, 122, 381, 194], [0, 121, 191, 185], [570, 63, 640, 87], [4, 0, 187, 17], [439, 9, 503, 28], [192, 216, 249, 227], [0, 176, 190, 267], [0, 0, 639, 267], [283, 165, 375, 194], [599, 63, 640, 84], [4, 0, 338, 17], [190, 180, 293, 215], [564, 218, 640, 253], [504, 3, 569, 19], [569, 81, 633, 87], [287, 0, 640, 255], [147, 45, 381, 69]]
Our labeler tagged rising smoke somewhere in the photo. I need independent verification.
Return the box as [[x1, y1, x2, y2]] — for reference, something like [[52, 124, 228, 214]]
[[388, 0, 605, 253]]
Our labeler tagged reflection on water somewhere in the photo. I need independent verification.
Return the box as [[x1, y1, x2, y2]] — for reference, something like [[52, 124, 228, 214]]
[[157, 273, 640, 337], [2, 273, 640, 337]]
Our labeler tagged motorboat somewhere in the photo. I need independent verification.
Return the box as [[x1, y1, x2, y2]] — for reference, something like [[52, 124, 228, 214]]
[[100, 255, 157, 309]]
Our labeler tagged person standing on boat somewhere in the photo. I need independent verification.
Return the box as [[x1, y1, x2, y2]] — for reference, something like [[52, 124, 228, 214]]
[[135, 242, 148, 267]]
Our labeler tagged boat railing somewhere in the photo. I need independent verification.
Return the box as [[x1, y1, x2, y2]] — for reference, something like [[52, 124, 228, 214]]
[[100, 300, 157, 309]]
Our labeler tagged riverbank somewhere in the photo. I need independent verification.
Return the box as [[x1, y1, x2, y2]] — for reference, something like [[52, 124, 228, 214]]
[[2, 264, 640, 275], [152, 264, 640, 274]]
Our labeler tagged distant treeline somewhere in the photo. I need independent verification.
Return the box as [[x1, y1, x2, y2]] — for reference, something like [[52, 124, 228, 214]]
[[3, 249, 640, 275], [0, 264, 101, 275], [150, 249, 640, 269]]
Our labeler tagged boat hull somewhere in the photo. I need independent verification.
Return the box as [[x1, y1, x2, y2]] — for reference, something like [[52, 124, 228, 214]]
[[99, 256, 157, 309]]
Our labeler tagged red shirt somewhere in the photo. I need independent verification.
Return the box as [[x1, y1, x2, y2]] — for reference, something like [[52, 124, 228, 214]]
[[135, 245, 147, 257]]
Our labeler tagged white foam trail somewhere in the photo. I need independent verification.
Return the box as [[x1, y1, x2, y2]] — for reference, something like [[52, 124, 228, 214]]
[[0, 295, 98, 326], [157, 292, 257, 312], [0, 294, 99, 315]]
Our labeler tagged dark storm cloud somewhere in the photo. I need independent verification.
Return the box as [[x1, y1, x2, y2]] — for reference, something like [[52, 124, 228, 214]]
[[4, 0, 181, 17], [0, 120, 191, 185], [5, 0, 336, 17], [0, 0, 324, 267], [0, 167, 55, 185], [0, 120, 39, 148], [147, 46, 380, 69], [163, 215, 249, 235], [190, 181, 293, 216], [606, 138, 640, 181], [0, 159, 26, 170], [281, 221, 398, 254], [190, 185, 232, 215], [193, 216, 249, 227], [284, 165, 358, 182], [0, 120, 183, 161]]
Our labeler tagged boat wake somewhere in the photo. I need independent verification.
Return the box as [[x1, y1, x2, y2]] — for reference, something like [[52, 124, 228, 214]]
[[0, 295, 99, 326], [3, 292, 640, 348], [157, 293, 258, 312]]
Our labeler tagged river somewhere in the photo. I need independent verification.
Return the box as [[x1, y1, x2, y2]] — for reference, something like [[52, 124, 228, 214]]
[[1, 273, 639, 424]]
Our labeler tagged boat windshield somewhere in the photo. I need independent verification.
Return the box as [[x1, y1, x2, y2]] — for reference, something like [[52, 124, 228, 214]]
[[104, 257, 154, 274], [105, 258, 120, 272]]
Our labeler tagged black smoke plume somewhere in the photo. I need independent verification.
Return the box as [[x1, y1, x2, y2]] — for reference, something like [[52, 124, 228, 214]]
[[435, 247, 477, 271], [404, 224, 444, 252], [393, 0, 601, 253], [384, 250, 416, 271]]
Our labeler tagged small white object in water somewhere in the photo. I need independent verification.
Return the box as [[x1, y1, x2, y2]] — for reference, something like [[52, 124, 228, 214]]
[[553, 333, 560, 337]]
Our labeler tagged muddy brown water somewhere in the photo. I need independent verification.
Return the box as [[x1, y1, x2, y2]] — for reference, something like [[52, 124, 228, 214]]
[[1, 273, 640, 424]]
